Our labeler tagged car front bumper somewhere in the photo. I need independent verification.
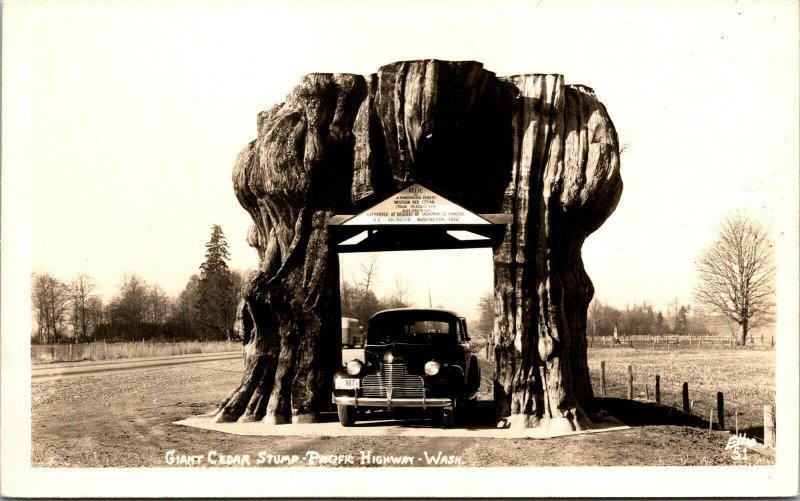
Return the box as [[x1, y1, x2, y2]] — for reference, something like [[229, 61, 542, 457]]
[[333, 395, 452, 409]]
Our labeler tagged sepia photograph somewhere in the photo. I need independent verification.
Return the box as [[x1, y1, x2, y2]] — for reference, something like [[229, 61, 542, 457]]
[[2, 0, 798, 497]]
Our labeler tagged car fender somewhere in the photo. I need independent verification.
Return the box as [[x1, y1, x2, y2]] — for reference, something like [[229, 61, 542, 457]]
[[465, 355, 480, 394]]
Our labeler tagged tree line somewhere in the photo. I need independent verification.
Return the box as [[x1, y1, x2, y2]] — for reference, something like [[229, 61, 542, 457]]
[[587, 299, 715, 339], [34, 214, 773, 347], [31, 225, 249, 344], [472, 292, 734, 342], [471, 213, 774, 346]]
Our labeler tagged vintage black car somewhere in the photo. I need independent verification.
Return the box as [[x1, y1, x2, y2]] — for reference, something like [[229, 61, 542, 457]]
[[332, 308, 480, 427]]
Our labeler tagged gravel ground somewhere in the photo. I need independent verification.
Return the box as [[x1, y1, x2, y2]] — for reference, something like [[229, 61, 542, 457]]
[[31, 358, 774, 467]]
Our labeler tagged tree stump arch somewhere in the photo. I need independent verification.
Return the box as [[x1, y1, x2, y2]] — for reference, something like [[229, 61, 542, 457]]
[[213, 60, 622, 429]]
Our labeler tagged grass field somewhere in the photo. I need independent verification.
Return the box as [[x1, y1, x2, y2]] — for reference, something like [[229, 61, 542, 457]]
[[476, 345, 774, 434], [31, 340, 240, 364], [587, 346, 774, 433]]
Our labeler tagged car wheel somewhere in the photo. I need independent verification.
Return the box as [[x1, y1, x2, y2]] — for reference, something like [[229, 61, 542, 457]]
[[337, 404, 357, 427], [458, 394, 477, 424], [466, 357, 481, 398]]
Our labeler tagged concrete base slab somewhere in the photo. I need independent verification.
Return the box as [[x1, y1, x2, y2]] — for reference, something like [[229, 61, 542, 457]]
[[174, 412, 628, 439]]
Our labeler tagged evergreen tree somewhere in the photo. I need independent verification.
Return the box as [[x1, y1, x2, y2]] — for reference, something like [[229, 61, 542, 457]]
[[675, 305, 689, 335], [197, 225, 237, 340], [655, 311, 665, 335]]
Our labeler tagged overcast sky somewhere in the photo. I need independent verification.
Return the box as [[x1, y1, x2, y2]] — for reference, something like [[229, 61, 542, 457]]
[[5, 0, 798, 321]]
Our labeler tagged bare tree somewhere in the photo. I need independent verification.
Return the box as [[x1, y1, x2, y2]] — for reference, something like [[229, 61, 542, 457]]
[[107, 274, 150, 340], [356, 255, 379, 319], [588, 298, 601, 341], [386, 274, 410, 309], [69, 274, 98, 342], [694, 213, 774, 346], [339, 279, 360, 319], [85, 296, 104, 341], [170, 274, 201, 340], [31, 272, 71, 343], [356, 255, 379, 294], [147, 284, 170, 325]]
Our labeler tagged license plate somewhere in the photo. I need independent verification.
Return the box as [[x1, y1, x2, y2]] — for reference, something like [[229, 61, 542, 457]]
[[335, 378, 360, 390]]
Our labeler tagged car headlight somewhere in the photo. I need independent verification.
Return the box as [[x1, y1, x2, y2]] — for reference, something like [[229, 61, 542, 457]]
[[345, 360, 363, 376], [383, 351, 394, 364], [424, 360, 441, 376]]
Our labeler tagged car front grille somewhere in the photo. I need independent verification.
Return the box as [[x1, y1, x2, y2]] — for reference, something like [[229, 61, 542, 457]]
[[362, 363, 425, 398]]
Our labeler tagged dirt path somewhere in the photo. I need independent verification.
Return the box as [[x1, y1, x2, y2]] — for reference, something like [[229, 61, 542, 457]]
[[31, 352, 242, 380], [31, 358, 772, 467]]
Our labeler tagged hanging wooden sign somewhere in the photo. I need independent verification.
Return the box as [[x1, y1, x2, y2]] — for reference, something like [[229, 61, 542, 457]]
[[342, 184, 489, 226]]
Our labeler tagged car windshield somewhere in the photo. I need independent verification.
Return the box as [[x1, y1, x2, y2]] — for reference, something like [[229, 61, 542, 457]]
[[368, 317, 457, 344]]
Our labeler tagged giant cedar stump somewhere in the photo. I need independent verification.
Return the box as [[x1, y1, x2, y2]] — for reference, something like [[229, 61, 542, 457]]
[[213, 60, 622, 429]]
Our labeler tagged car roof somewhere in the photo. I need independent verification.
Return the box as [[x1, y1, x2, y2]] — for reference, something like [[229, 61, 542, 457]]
[[369, 308, 462, 321]]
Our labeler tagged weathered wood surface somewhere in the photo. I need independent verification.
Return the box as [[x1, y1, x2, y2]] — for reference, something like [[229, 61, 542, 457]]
[[214, 60, 622, 428]]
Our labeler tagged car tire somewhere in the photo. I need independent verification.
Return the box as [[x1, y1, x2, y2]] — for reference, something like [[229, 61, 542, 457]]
[[459, 394, 477, 424], [466, 357, 481, 398], [337, 404, 357, 427]]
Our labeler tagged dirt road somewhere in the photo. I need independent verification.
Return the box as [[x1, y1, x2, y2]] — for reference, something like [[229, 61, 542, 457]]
[[31, 352, 243, 380], [31, 356, 772, 467]]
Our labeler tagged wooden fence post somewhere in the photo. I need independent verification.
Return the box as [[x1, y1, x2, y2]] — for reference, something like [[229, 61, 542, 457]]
[[709, 408, 713, 435], [716, 392, 725, 430], [655, 375, 661, 403], [682, 382, 690, 413], [764, 405, 776, 448], [600, 361, 607, 397], [627, 364, 633, 400], [645, 384, 650, 400]]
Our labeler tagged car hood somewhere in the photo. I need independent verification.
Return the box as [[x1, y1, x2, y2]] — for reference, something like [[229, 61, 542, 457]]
[[363, 342, 464, 369]]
